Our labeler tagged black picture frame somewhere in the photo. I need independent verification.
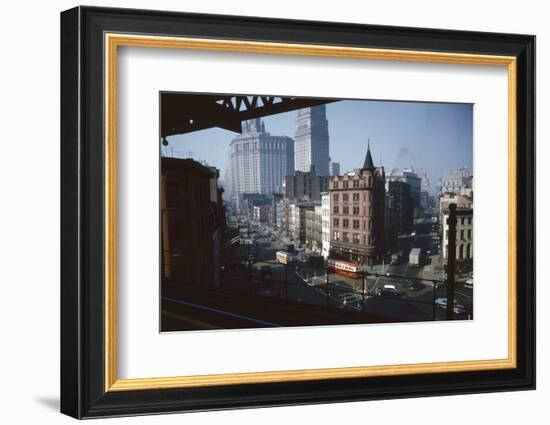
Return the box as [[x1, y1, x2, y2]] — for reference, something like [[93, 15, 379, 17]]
[[61, 5, 535, 419]]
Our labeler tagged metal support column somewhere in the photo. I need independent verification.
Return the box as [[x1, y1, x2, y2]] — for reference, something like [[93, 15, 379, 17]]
[[446, 204, 457, 320]]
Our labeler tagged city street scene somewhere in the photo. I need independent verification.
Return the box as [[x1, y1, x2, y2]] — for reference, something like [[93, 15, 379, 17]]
[[160, 93, 474, 332]]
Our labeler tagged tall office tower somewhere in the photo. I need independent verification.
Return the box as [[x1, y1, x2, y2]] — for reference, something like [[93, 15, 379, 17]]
[[227, 118, 294, 197], [294, 105, 330, 176], [329, 157, 340, 176]]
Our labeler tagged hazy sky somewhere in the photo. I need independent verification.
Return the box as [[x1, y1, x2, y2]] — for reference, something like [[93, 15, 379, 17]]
[[163, 99, 473, 193]]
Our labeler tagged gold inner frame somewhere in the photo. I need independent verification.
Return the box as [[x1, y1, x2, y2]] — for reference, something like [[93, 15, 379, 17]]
[[104, 33, 517, 392]]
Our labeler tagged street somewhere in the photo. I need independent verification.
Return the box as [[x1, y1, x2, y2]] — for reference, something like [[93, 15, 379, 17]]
[[223, 221, 473, 321]]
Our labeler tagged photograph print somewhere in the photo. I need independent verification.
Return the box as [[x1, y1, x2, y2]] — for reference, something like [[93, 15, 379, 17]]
[[160, 93, 474, 332]]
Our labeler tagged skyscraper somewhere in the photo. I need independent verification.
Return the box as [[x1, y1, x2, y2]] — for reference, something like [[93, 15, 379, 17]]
[[294, 105, 330, 176], [226, 118, 294, 198], [329, 157, 340, 176]]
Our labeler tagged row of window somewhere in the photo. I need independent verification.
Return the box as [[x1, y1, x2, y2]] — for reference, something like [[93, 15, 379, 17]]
[[459, 217, 473, 225], [332, 231, 373, 245], [333, 205, 373, 215], [444, 243, 472, 260], [333, 191, 373, 202], [445, 229, 473, 240], [332, 218, 373, 230], [332, 176, 373, 189]]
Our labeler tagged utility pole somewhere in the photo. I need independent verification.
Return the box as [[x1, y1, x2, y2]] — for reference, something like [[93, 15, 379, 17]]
[[326, 267, 330, 307], [446, 204, 457, 320], [362, 271, 366, 313]]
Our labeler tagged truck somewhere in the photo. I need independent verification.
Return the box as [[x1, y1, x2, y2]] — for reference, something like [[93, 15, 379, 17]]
[[276, 251, 297, 265], [408, 248, 423, 267]]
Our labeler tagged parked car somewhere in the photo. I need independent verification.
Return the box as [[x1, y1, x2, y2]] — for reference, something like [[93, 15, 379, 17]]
[[390, 251, 403, 265], [376, 284, 403, 297], [408, 281, 422, 291], [337, 293, 363, 310], [435, 297, 465, 314]]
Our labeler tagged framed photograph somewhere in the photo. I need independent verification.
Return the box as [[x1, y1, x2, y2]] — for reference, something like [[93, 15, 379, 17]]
[[60, 6, 535, 419]]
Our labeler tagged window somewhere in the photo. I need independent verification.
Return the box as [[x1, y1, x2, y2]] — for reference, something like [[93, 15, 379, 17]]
[[353, 193, 360, 202], [369, 191, 373, 201], [368, 176, 372, 186], [353, 206, 359, 215], [333, 206, 339, 214], [353, 233, 360, 244], [343, 232, 349, 242], [343, 206, 349, 214], [333, 181, 339, 189], [368, 220, 373, 230], [467, 229, 472, 239], [333, 218, 339, 227], [343, 181, 349, 189], [353, 220, 360, 229], [343, 219, 349, 228], [466, 244, 471, 258], [353, 180, 359, 188], [343, 193, 349, 202], [333, 193, 339, 202], [333, 231, 340, 241]]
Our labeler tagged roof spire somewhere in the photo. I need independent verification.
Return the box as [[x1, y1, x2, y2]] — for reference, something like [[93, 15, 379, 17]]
[[363, 139, 375, 170]]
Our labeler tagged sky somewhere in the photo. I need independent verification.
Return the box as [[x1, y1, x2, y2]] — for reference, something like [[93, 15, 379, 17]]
[[163, 99, 473, 193]]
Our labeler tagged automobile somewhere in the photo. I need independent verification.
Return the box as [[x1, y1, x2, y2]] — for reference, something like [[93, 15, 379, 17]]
[[408, 281, 422, 291], [297, 252, 309, 264], [435, 297, 465, 314], [390, 251, 403, 265], [376, 284, 403, 297], [337, 293, 363, 310]]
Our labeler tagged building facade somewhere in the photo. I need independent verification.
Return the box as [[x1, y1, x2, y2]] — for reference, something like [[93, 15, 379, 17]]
[[305, 205, 323, 254], [289, 203, 315, 246], [294, 105, 330, 176], [253, 205, 271, 223], [284, 165, 330, 203], [441, 208, 473, 264], [329, 145, 385, 265], [384, 180, 413, 248], [321, 192, 330, 258], [439, 166, 472, 196], [387, 168, 422, 207], [161, 158, 221, 286], [271, 193, 283, 227], [227, 118, 294, 199]]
